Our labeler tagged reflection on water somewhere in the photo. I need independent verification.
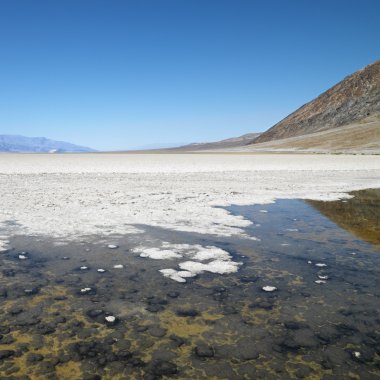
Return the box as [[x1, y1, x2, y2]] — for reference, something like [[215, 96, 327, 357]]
[[307, 189, 380, 249], [0, 189, 379, 379]]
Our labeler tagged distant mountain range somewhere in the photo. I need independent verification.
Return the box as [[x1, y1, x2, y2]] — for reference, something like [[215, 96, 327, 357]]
[[169, 133, 261, 151], [164, 59, 380, 153], [0, 135, 96, 153], [3, 60, 379, 154]]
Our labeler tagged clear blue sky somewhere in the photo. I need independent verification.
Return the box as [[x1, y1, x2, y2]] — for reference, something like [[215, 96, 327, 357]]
[[0, 0, 379, 150]]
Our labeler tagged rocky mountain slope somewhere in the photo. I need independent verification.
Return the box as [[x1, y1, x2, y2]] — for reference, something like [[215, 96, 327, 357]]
[[0, 135, 96, 153], [253, 59, 380, 144]]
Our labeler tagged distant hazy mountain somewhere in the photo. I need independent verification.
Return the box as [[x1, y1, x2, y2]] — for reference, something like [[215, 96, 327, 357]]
[[0, 135, 96, 153], [167, 133, 261, 151]]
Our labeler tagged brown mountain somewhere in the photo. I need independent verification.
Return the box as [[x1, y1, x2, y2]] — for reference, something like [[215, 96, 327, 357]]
[[253, 59, 380, 144]]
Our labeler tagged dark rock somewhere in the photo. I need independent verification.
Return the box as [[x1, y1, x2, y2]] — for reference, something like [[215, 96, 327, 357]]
[[336, 323, 358, 335], [53, 296, 67, 301], [240, 276, 258, 283], [26, 353, 44, 363], [222, 306, 237, 315], [147, 297, 167, 305], [37, 323, 56, 335], [169, 335, 185, 348], [129, 357, 145, 367], [146, 304, 164, 313], [195, 344, 215, 358], [9, 306, 23, 315], [316, 326, 340, 344], [136, 325, 149, 333], [2, 269, 15, 277], [167, 291, 180, 298], [54, 316, 67, 324], [284, 321, 308, 330], [0, 350, 15, 360], [0, 335, 15, 344], [148, 326, 167, 338], [148, 360, 178, 376], [86, 309, 104, 319], [176, 309, 199, 317], [292, 329, 319, 349], [0, 326, 10, 334], [117, 350, 133, 360], [249, 300, 273, 310], [322, 347, 350, 367]]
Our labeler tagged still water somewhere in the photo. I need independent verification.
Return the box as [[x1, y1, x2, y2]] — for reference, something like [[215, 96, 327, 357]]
[[0, 189, 379, 379]]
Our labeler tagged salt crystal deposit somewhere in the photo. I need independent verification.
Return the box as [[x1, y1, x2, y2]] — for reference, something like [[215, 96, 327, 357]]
[[262, 286, 277, 292], [0, 154, 378, 243]]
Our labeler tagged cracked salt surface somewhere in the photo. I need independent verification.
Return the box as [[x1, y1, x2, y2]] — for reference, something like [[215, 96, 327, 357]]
[[0, 154, 379, 252]]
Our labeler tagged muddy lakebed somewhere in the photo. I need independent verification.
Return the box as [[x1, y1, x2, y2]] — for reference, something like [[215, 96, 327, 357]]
[[0, 189, 379, 380]]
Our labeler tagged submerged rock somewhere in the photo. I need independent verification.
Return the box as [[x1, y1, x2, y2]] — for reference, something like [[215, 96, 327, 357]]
[[176, 309, 199, 317], [195, 344, 215, 358], [147, 359, 178, 377], [0, 350, 15, 360]]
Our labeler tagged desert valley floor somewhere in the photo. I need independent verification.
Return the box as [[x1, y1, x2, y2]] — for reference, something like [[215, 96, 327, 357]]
[[0, 153, 379, 379]]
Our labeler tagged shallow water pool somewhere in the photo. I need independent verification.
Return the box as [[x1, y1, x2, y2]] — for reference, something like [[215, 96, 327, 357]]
[[0, 189, 379, 379]]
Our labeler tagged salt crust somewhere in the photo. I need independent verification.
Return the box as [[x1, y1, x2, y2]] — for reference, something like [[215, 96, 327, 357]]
[[134, 242, 241, 282], [133, 243, 231, 261], [0, 154, 379, 245], [179, 260, 241, 274], [140, 242, 241, 282]]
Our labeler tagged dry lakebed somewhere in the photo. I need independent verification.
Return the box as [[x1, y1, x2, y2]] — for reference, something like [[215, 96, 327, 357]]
[[0, 153, 379, 379]]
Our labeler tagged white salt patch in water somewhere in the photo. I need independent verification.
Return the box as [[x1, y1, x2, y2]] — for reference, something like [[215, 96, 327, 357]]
[[136, 248, 182, 260], [262, 286, 277, 292], [159, 269, 187, 283], [177, 270, 197, 278], [191, 246, 231, 261], [113, 264, 124, 269], [179, 260, 241, 275], [0, 240, 9, 252]]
